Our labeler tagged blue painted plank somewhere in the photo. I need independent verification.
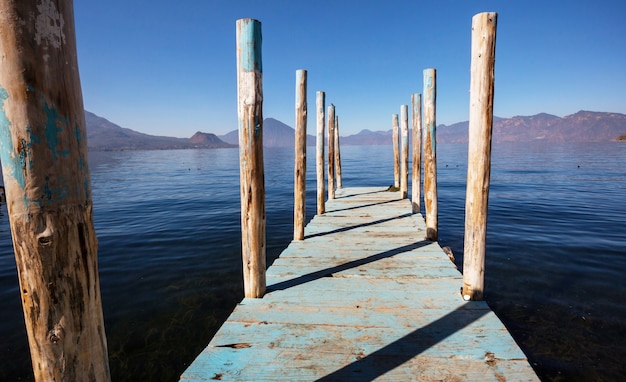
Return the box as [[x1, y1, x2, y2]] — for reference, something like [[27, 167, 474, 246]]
[[180, 187, 538, 381]]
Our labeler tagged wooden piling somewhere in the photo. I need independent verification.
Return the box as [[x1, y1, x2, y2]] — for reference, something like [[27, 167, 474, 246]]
[[334, 115, 342, 189], [411, 93, 423, 214], [400, 105, 409, 199], [423, 68, 438, 241], [0, 1, 111, 380], [236, 18, 266, 298], [316, 91, 326, 214], [294, 70, 307, 241], [327, 105, 336, 200], [392, 114, 400, 188], [462, 12, 498, 301]]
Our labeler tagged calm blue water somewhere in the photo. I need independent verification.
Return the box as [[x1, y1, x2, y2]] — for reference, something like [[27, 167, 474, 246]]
[[0, 143, 624, 381]]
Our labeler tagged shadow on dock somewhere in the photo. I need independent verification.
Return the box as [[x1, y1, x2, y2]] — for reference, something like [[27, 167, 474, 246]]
[[267, 240, 431, 292], [326, 198, 403, 214], [305, 213, 413, 239], [315, 306, 490, 382]]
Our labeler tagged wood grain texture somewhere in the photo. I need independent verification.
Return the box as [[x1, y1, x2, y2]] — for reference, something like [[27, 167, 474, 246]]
[[400, 105, 409, 199], [411, 93, 422, 214], [423, 69, 438, 241], [236, 18, 266, 298], [316, 91, 325, 214], [334, 115, 342, 189], [294, 70, 307, 241], [327, 105, 336, 200], [463, 12, 498, 301], [0, 1, 110, 380], [181, 187, 538, 381], [392, 114, 400, 188]]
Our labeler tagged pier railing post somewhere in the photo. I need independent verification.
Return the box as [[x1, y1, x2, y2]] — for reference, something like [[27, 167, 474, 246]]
[[334, 115, 343, 189], [0, 1, 111, 380], [423, 68, 438, 241], [392, 114, 400, 188], [294, 70, 307, 240], [411, 93, 423, 214], [400, 105, 409, 199], [462, 12, 498, 301], [327, 104, 336, 200], [236, 18, 266, 298], [316, 91, 326, 214]]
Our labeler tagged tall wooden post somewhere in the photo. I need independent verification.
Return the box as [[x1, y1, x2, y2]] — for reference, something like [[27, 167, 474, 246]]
[[392, 114, 400, 188], [316, 91, 326, 214], [236, 18, 266, 298], [327, 104, 336, 200], [334, 115, 342, 189], [462, 12, 498, 301], [423, 68, 438, 241], [0, 1, 110, 380], [400, 105, 409, 199], [294, 70, 307, 240], [411, 93, 423, 214]]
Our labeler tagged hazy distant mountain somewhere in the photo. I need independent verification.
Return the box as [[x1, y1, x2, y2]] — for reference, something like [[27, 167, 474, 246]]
[[340, 129, 390, 145], [85, 111, 235, 150], [340, 111, 626, 145], [85, 110, 626, 151], [220, 117, 316, 147]]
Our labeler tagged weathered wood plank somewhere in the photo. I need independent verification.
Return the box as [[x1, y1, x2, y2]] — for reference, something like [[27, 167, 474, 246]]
[[181, 186, 538, 381]]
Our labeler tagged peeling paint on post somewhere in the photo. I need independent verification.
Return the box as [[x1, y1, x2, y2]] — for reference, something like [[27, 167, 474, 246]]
[[400, 105, 409, 199], [463, 12, 498, 301], [0, 1, 110, 380], [316, 91, 326, 214], [411, 93, 423, 214], [423, 68, 438, 241], [294, 70, 307, 241], [236, 18, 266, 298]]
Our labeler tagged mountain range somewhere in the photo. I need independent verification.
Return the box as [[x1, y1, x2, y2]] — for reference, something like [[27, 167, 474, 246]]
[[85, 111, 235, 151], [85, 110, 626, 151]]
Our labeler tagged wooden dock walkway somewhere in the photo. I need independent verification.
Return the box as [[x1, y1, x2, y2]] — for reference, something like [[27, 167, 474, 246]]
[[181, 187, 539, 381]]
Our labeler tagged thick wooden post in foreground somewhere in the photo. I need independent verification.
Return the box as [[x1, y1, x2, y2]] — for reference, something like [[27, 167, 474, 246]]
[[327, 104, 336, 200], [392, 114, 400, 188], [334, 115, 342, 189], [423, 68, 438, 241], [0, 1, 111, 380], [400, 105, 409, 199], [462, 12, 498, 301], [316, 91, 326, 214], [294, 70, 307, 240], [411, 93, 423, 214], [236, 18, 266, 298]]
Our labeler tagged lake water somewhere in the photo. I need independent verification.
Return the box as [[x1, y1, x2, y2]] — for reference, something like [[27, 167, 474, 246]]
[[0, 142, 624, 381]]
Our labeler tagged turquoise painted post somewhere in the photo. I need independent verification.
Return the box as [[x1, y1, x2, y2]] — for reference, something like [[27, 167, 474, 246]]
[[236, 19, 266, 298], [0, 1, 110, 380], [463, 12, 498, 301], [423, 68, 438, 241], [400, 105, 409, 199], [316, 91, 326, 214], [294, 69, 307, 240]]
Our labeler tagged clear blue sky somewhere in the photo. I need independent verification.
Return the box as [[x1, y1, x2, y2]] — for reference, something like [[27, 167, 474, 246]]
[[74, 0, 626, 138]]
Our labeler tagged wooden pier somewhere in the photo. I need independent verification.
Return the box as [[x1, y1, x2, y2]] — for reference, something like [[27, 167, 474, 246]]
[[181, 187, 539, 381]]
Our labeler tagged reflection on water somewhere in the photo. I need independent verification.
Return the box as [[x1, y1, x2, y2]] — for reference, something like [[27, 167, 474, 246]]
[[0, 142, 624, 381]]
